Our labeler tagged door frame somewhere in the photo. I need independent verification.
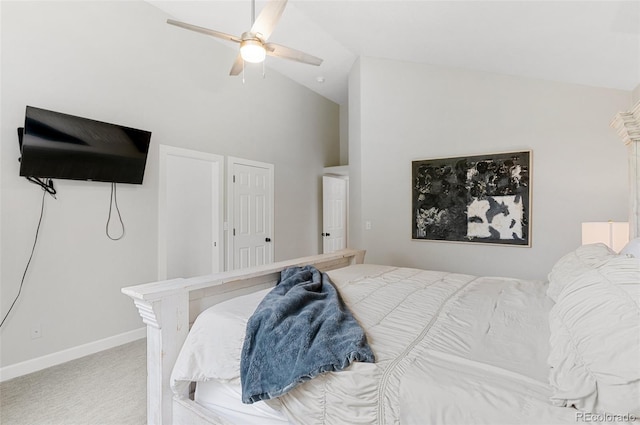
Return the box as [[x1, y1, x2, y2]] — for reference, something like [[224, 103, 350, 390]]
[[158, 145, 225, 280], [226, 156, 275, 270]]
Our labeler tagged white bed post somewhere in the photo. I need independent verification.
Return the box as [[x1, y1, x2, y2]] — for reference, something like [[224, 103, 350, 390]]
[[123, 282, 190, 425], [611, 100, 640, 239]]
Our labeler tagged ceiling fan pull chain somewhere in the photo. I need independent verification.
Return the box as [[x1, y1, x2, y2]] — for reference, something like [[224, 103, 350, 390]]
[[242, 60, 246, 84], [262, 60, 266, 79]]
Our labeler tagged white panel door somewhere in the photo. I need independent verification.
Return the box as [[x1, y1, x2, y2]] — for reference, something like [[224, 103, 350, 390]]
[[228, 158, 274, 270], [158, 145, 224, 279], [323, 175, 348, 253]]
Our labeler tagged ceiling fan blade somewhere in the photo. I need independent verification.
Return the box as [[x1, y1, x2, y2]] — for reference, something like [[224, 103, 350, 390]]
[[250, 0, 288, 41], [229, 54, 244, 76], [265, 43, 323, 66], [167, 19, 241, 44]]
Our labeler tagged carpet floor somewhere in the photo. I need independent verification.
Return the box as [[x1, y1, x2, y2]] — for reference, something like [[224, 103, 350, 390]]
[[0, 339, 146, 425]]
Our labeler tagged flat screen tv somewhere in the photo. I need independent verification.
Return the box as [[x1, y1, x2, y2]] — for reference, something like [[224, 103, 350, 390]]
[[18, 106, 151, 184]]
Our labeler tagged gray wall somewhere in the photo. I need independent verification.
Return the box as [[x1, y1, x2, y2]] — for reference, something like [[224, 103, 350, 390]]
[[350, 56, 631, 280], [339, 105, 349, 166], [0, 1, 338, 368]]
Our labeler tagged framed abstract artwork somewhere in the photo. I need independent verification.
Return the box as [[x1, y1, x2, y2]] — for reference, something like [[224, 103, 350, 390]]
[[412, 151, 531, 246]]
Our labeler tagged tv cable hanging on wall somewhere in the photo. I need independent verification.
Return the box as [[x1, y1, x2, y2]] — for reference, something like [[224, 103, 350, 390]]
[[0, 178, 56, 329], [106, 182, 125, 241]]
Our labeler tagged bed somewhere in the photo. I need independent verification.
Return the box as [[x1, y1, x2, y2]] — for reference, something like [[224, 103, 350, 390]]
[[122, 244, 639, 425], [122, 103, 640, 424]]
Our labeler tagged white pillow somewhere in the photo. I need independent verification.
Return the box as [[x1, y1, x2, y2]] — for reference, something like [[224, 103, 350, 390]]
[[621, 238, 640, 258], [170, 288, 271, 395], [548, 255, 640, 416], [547, 243, 617, 302]]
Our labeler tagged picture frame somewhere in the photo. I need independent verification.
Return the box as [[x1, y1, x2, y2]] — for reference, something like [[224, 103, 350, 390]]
[[412, 150, 531, 246]]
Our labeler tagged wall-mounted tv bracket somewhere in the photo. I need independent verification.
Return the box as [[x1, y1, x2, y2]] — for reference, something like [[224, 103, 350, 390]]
[[18, 127, 56, 196]]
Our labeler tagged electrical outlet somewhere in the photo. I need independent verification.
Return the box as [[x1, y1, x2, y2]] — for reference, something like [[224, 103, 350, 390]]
[[365, 221, 372, 230], [31, 323, 42, 339]]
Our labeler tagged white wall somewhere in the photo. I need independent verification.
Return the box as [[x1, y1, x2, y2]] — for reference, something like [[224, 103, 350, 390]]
[[0, 1, 338, 368], [634, 84, 640, 104], [350, 56, 631, 280], [348, 58, 364, 251]]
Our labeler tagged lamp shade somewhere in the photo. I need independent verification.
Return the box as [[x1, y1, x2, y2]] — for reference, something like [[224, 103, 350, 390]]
[[581, 222, 630, 252]]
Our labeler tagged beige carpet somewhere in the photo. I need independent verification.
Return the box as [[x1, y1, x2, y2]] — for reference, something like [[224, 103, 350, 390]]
[[0, 339, 146, 425]]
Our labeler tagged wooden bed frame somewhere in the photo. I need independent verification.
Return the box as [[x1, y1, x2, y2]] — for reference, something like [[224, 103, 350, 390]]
[[122, 248, 365, 425]]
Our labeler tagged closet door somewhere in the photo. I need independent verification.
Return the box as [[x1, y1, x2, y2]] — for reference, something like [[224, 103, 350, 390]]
[[158, 145, 224, 279], [227, 157, 274, 270]]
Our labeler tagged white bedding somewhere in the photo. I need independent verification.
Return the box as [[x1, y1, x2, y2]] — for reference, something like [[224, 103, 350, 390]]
[[195, 380, 290, 425], [173, 264, 634, 424]]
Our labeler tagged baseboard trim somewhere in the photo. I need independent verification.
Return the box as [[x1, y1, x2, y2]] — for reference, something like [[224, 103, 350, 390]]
[[0, 327, 146, 382]]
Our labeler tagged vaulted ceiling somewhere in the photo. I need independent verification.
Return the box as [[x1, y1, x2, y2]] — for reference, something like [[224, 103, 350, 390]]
[[149, 1, 640, 105]]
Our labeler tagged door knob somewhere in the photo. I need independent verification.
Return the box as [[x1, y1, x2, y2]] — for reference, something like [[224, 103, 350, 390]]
[[265, 237, 271, 242], [322, 233, 331, 237]]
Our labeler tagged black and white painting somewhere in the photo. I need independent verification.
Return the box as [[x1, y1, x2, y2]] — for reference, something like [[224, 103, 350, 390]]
[[412, 151, 531, 246]]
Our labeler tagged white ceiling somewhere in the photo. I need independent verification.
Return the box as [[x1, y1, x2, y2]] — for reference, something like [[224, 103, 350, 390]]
[[149, 0, 640, 105]]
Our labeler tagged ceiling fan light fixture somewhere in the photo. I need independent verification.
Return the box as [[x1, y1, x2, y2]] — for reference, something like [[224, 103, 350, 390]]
[[167, 0, 322, 77], [240, 39, 266, 63]]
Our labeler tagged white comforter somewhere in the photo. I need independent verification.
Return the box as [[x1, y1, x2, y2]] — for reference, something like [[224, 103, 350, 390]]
[[174, 264, 629, 424], [275, 264, 584, 424]]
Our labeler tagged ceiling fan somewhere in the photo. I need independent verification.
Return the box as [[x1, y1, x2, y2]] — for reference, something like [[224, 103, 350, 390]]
[[167, 0, 323, 76]]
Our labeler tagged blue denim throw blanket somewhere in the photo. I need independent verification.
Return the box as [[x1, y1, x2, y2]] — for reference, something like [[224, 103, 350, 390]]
[[240, 265, 375, 404]]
